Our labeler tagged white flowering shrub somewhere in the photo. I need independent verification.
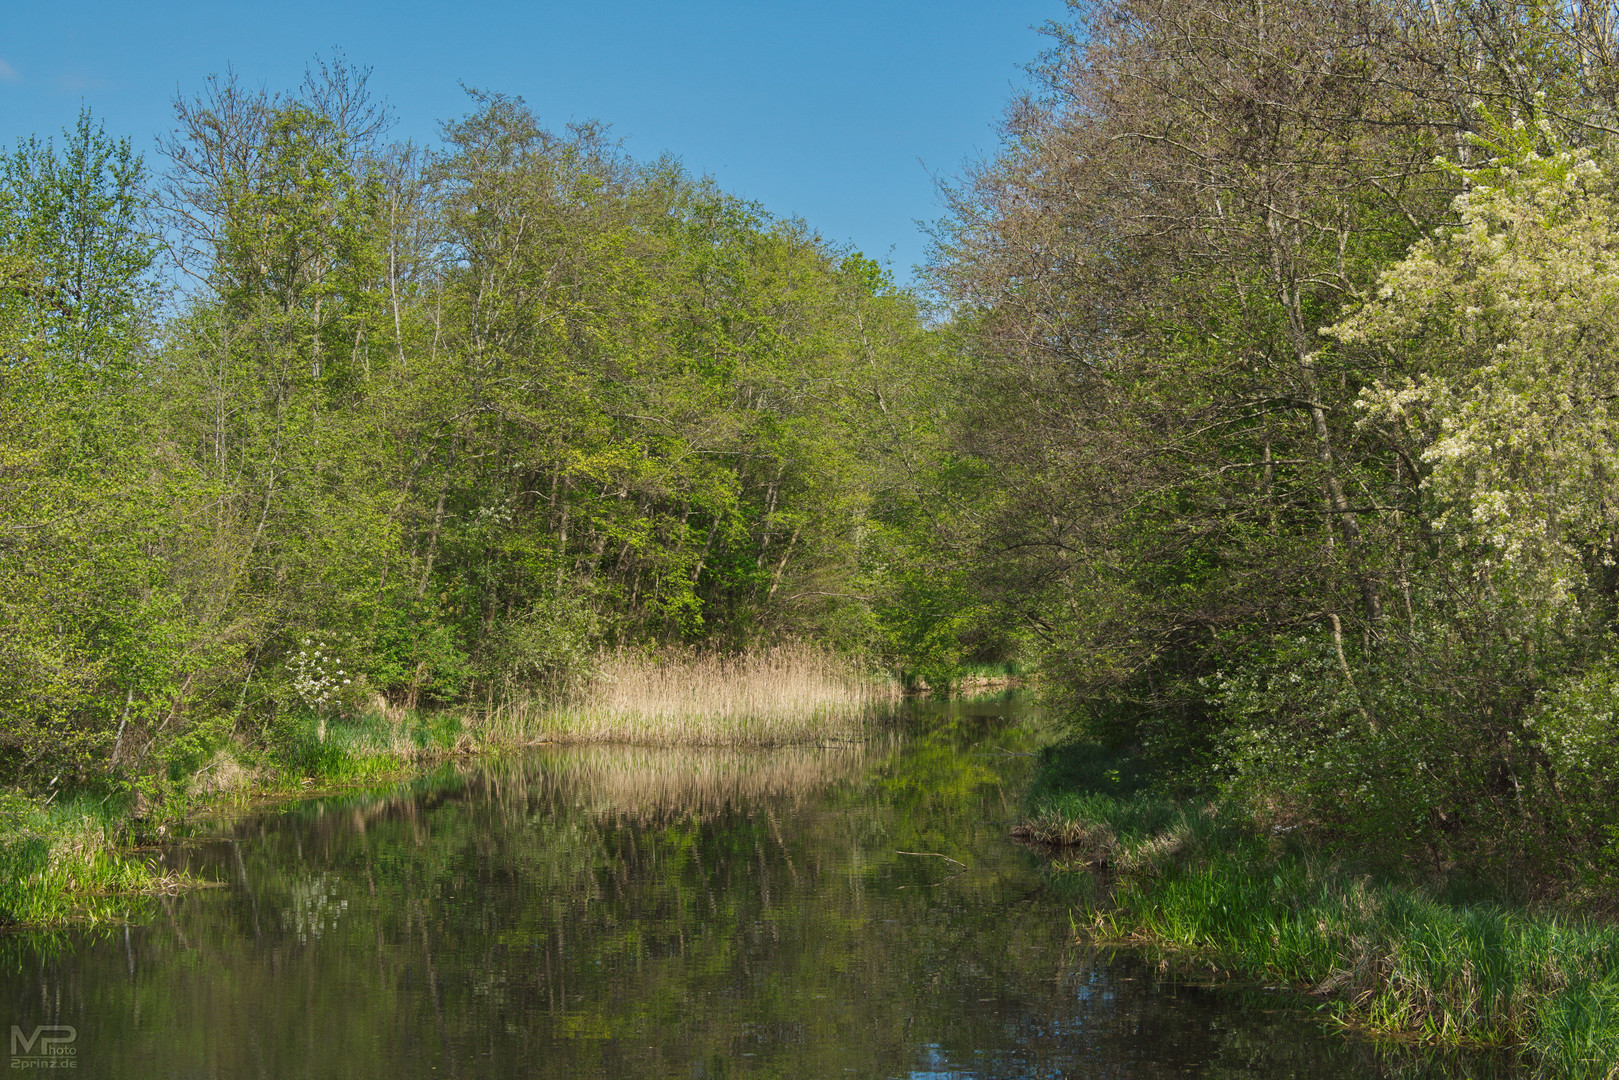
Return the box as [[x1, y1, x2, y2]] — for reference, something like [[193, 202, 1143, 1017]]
[[1328, 121, 1619, 624], [1212, 118, 1619, 866], [286, 637, 351, 713]]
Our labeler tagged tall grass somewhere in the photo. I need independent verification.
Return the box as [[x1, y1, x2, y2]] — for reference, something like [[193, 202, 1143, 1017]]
[[1020, 744, 1619, 1078], [473, 643, 900, 746], [0, 794, 174, 927]]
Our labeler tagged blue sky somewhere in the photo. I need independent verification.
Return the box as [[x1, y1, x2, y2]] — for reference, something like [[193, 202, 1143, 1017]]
[[0, 1, 1067, 286]]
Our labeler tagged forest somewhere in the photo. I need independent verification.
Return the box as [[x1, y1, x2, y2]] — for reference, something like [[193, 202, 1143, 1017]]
[[11, 0, 1619, 910], [0, 64, 976, 796]]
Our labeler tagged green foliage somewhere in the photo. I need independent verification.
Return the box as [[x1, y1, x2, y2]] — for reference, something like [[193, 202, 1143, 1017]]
[[1212, 585, 1606, 873], [1529, 660, 1619, 878], [0, 106, 196, 789], [925, 0, 1619, 891], [0, 72, 952, 810], [1025, 739, 1155, 803], [154, 713, 235, 789], [873, 559, 978, 692], [481, 591, 599, 696]]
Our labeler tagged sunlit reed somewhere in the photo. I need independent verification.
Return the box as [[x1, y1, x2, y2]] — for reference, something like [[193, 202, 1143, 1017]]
[[472, 643, 900, 746]]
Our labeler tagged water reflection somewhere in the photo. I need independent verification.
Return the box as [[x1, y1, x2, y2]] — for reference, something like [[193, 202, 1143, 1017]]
[[0, 709, 1516, 1078]]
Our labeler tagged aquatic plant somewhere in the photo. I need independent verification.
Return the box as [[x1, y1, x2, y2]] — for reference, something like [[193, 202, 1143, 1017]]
[[0, 793, 173, 927]]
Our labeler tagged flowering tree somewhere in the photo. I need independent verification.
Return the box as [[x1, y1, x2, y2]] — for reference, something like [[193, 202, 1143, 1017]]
[[1329, 124, 1619, 625], [285, 638, 348, 742]]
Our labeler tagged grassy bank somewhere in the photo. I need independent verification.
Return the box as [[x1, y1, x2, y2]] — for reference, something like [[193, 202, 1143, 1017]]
[[0, 794, 184, 928], [1018, 742, 1619, 1078], [0, 644, 899, 928], [0, 711, 449, 929]]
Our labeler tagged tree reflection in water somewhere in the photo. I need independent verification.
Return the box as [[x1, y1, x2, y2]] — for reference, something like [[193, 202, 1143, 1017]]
[[0, 708, 1515, 1078]]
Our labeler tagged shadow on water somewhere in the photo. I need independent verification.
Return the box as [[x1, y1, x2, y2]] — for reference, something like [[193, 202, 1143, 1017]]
[[0, 700, 1517, 1078]]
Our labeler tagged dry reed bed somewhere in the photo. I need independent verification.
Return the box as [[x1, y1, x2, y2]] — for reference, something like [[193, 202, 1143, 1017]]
[[477, 645, 900, 746]]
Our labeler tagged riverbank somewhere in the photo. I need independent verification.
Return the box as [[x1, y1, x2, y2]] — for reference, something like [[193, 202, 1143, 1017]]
[[1017, 742, 1619, 1078], [0, 646, 901, 928], [0, 792, 199, 929]]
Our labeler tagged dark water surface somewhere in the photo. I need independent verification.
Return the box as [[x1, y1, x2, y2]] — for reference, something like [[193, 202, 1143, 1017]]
[[1, 706, 1514, 1078]]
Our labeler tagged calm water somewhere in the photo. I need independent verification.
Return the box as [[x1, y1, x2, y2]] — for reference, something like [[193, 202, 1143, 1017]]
[[0, 705, 1514, 1078]]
